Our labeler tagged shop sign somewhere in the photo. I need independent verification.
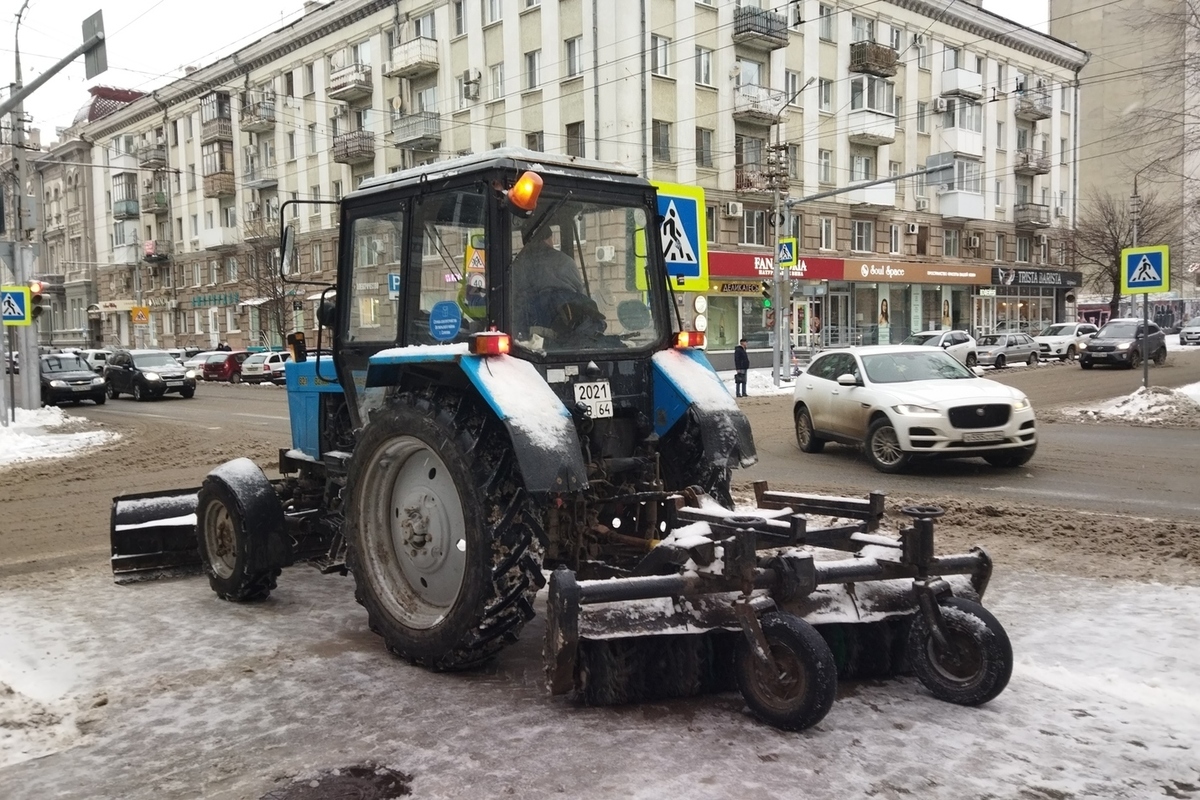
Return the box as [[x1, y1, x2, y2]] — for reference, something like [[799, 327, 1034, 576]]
[[99, 299, 135, 312], [993, 268, 1083, 287], [191, 291, 240, 308], [844, 259, 988, 285], [708, 250, 842, 280], [714, 282, 763, 294]]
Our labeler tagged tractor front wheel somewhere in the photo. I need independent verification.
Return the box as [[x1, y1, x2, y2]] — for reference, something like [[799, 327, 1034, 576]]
[[735, 612, 838, 731], [345, 394, 544, 671], [907, 597, 1013, 706], [196, 478, 279, 601]]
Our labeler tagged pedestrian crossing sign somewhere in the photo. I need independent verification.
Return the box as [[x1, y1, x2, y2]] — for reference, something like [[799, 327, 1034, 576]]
[[1120, 245, 1169, 295], [651, 182, 708, 292], [1, 285, 32, 326], [777, 238, 797, 269]]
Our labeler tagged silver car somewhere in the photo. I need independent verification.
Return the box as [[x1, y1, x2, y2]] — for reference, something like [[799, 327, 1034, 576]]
[[1179, 316, 1200, 346], [975, 333, 1040, 368]]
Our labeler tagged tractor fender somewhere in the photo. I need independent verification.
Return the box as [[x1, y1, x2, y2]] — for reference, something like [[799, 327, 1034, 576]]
[[366, 347, 588, 494], [652, 348, 757, 469], [205, 457, 293, 569]]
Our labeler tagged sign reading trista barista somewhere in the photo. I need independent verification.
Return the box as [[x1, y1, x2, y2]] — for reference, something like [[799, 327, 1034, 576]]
[[845, 260, 988, 284]]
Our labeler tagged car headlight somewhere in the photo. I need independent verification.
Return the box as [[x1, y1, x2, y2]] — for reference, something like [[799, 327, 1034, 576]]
[[893, 404, 940, 416], [145, 372, 162, 381], [50, 379, 68, 388], [1120, 342, 1135, 350], [91, 377, 105, 385], [1013, 397, 1031, 412], [185, 370, 196, 379], [1078, 342, 1088, 350]]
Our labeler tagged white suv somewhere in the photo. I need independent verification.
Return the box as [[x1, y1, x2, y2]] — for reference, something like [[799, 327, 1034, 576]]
[[1033, 322, 1098, 361], [78, 348, 114, 374]]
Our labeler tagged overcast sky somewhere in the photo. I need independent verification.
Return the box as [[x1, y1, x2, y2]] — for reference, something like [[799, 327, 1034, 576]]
[[1, 0, 1049, 138]]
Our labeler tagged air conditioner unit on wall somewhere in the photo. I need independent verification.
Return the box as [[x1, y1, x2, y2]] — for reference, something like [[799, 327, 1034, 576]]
[[595, 245, 616, 262], [906, 223, 920, 235], [934, 97, 948, 112], [724, 201, 744, 217], [966, 235, 981, 249], [915, 198, 929, 211], [1054, 205, 1066, 218]]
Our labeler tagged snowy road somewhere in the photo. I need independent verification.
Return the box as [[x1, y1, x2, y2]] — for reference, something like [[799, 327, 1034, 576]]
[[1, 562, 1198, 799]]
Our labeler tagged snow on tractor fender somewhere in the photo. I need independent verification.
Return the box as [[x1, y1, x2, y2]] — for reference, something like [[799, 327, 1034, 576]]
[[651, 348, 756, 470], [366, 343, 588, 493]]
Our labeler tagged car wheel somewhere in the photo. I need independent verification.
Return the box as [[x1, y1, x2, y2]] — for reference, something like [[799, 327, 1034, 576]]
[[865, 417, 911, 474], [230, 372, 241, 384], [1153, 348, 1167, 366], [133, 383, 146, 402], [794, 405, 826, 454], [107, 383, 119, 399], [1079, 358, 1093, 370], [965, 353, 977, 368], [93, 393, 107, 405], [1065, 345, 1076, 361], [181, 388, 195, 399], [1027, 352, 1038, 366], [994, 354, 1006, 369], [1128, 349, 1142, 370], [983, 443, 1036, 468]]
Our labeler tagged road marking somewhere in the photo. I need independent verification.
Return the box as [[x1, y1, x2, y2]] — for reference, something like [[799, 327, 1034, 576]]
[[983, 486, 1186, 510], [91, 409, 171, 419], [233, 413, 289, 420]]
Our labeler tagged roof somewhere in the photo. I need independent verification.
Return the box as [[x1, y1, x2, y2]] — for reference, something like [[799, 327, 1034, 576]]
[[72, 86, 146, 125]]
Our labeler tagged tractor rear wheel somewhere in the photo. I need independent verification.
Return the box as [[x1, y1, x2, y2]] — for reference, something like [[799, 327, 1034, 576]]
[[196, 478, 279, 601], [735, 612, 838, 731], [907, 597, 1012, 706], [345, 392, 545, 671]]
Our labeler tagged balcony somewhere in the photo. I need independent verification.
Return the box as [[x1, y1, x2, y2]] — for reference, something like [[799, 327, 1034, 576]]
[[849, 41, 899, 78], [938, 190, 986, 221], [382, 37, 439, 79], [199, 227, 240, 250], [847, 109, 896, 145], [138, 144, 167, 169], [940, 127, 983, 157], [941, 68, 983, 99], [201, 117, 233, 144], [142, 191, 169, 215], [391, 112, 441, 150], [732, 6, 789, 51], [1015, 202, 1051, 228], [735, 168, 773, 193], [328, 64, 373, 102], [113, 199, 140, 220], [1015, 89, 1052, 121], [67, 208, 83, 229], [143, 239, 172, 262], [203, 171, 236, 198], [732, 85, 788, 125], [1014, 148, 1052, 175], [113, 243, 141, 265], [846, 181, 895, 209], [239, 99, 276, 132], [244, 165, 278, 189], [332, 130, 376, 165]]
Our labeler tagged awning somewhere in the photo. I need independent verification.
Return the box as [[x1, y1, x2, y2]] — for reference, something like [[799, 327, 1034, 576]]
[[239, 297, 270, 307], [306, 290, 337, 300]]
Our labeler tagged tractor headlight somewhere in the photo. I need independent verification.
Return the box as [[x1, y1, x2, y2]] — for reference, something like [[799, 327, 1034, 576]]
[[50, 379, 68, 388], [893, 404, 939, 416], [145, 372, 162, 381]]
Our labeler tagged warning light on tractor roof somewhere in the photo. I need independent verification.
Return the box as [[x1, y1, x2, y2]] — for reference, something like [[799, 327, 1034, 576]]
[[507, 171, 543, 212]]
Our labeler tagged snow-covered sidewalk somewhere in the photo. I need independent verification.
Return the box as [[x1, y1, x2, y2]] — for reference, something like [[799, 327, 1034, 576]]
[[0, 407, 119, 468]]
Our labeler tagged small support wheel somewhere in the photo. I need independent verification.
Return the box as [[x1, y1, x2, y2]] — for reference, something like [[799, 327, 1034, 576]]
[[735, 612, 838, 731], [901, 505, 945, 520], [907, 597, 1013, 706], [196, 475, 280, 601], [794, 405, 825, 454]]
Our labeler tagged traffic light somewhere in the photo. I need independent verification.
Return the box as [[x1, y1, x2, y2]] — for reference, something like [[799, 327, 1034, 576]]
[[29, 280, 45, 320], [761, 280, 773, 309]]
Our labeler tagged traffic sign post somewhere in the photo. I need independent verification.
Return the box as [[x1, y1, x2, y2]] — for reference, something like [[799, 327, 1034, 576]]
[[1120, 244, 1170, 390]]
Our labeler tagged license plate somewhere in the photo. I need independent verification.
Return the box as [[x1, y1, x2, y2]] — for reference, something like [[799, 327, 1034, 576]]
[[167, 380, 183, 386], [963, 431, 1005, 443], [573, 380, 613, 419], [1091, 353, 1107, 359], [72, 384, 90, 391]]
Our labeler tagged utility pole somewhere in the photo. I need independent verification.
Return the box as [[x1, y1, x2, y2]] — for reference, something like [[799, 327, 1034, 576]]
[[1129, 178, 1148, 390]]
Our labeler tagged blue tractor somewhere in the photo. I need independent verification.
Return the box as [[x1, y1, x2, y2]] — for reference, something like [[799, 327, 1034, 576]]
[[111, 150, 1010, 731]]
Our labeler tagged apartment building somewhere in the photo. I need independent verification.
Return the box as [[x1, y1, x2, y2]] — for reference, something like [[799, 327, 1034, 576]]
[[61, 0, 1086, 357]]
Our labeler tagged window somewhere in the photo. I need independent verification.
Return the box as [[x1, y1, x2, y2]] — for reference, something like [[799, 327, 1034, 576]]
[[818, 149, 833, 183], [1059, 190, 1067, 211], [416, 86, 437, 113], [351, 40, 371, 66], [484, 0, 501, 24], [784, 70, 803, 103], [651, 35, 671, 77], [996, 62, 1005, 88], [787, 144, 800, 180], [1017, 236, 1031, 263], [996, 122, 1005, 149], [889, 223, 901, 254], [950, 159, 982, 193], [889, 160, 902, 193], [308, 123, 318, 154], [332, 180, 343, 201], [851, 16, 874, 43], [942, 98, 982, 132], [852, 220, 874, 252], [285, 132, 296, 161], [818, 79, 832, 112], [695, 47, 713, 85], [944, 46, 960, 71], [193, 262, 202, 287], [894, 95, 903, 127], [653, 120, 672, 162], [526, 131, 544, 151], [995, 232, 1007, 261], [225, 256, 239, 283], [525, 50, 541, 89], [303, 63, 315, 95], [742, 208, 767, 245], [565, 37, 582, 78], [916, 102, 928, 133], [1061, 85, 1071, 111], [890, 26, 903, 51], [995, 179, 1004, 206], [454, 1, 465, 36], [819, 4, 834, 40], [1060, 137, 1069, 164], [850, 75, 895, 114], [490, 63, 505, 100], [525, 0, 540, 6], [913, 35, 929, 69], [565, 122, 584, 157], [706, 206, 717, 242], [820, 217, 834, 249], [915, 173, 927, 197], [850, 152, 875, 182], [943, 228, 960, 257], [696, 127, 714, 167], [311, 242, 323, 273]]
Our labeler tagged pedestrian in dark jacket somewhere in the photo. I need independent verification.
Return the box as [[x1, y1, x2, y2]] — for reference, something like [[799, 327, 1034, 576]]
[[734, 338, 750, 397]]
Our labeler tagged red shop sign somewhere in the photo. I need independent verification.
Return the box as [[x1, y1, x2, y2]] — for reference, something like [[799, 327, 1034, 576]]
[[708, 250, 843, 280]]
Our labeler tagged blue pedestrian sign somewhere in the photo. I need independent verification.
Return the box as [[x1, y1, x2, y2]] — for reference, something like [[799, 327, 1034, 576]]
[[651, 181, 708, 292], [1, 285, 32, 326], [777, 238, 797, 269], [1120, 245, 1169, 295]]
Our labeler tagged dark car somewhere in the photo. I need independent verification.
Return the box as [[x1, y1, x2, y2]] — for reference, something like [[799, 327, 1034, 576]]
[[1078, 318, 1167, 370], [40, 353, 107, 406], [202, 350, 251, 382], [103, 349, 198, 400]]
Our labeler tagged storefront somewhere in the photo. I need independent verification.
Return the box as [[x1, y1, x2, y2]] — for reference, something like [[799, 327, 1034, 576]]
[[983, 268, 1083, 336]]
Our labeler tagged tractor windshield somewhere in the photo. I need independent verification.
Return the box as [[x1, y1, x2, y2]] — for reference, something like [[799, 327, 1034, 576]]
[[510, 196, 664, 356]]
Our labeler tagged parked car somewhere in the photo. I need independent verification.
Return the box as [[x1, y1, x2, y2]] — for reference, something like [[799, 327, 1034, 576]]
[[39, 353, 107, 406], [793, 345, 1037, 473], [240, 351, 291, 384], [103, 349, 197, 400], [165, 348, 187, 364], [975, 332, 1040, 368], [1033, 322, 1099, 361], [78, 348, 114, 374], [1078, 318, 1167, 370], [183, 350, 221, 370], [202, 350, 250, 382], [901, 329, 978, 367], [1178, 316, 1200, 346]]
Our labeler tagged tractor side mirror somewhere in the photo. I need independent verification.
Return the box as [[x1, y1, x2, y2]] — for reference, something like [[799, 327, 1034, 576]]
[[317, 300, 336, 328], [280, 224, 296, 276]]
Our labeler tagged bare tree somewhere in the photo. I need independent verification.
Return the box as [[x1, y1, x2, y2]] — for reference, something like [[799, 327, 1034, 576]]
[[240, 212, 294, 347], [1069, 189, 1177, 316]]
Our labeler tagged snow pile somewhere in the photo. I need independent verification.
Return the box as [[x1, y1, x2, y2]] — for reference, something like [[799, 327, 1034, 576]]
[[1062, 385, 1200, 427], [0, 406, 120, 468]]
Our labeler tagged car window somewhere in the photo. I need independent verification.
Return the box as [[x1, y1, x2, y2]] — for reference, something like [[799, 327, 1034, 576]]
[[863, 351, 974, 383], [902, 333, 939, 347], [822, 353, 856, 381], [978, 335, 1001, 346], [133, 352, 179, 368], [42, 355, 91, 372], [206, 354, 228, 364], [952, 332, 969, 345], [245, 354, 268, 366], [807, 354, 839, 381], [1098, 321, 1138, 338], [1148, 323, 1160, 334]]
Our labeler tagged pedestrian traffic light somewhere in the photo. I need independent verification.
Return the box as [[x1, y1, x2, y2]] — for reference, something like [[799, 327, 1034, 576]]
[[761, 280, 772, 309], [29, 280, 45, 320]]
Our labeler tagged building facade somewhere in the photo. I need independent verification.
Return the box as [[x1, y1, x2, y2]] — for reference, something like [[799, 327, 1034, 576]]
[[48, 0, 1085, 363]]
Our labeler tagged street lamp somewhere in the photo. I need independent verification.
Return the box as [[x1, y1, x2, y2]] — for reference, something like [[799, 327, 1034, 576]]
[[770, 76, 815, 387]]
